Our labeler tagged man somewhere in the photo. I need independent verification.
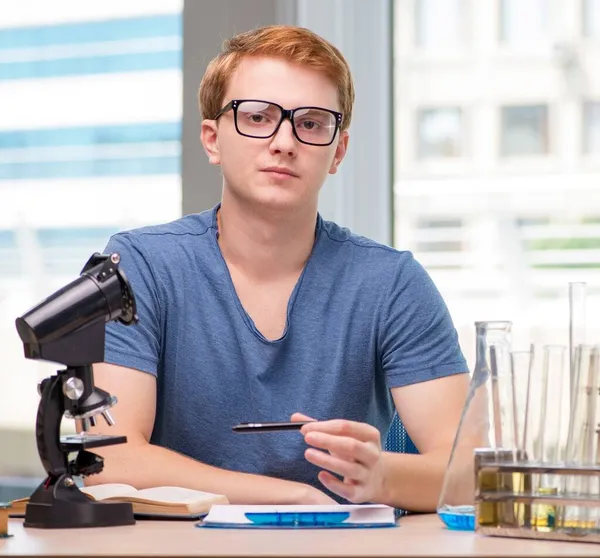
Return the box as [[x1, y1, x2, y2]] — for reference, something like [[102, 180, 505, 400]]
[[87, 25, 469, 510]]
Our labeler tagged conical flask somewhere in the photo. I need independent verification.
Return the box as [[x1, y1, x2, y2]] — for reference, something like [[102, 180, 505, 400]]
[[437, 320, 513, 530]]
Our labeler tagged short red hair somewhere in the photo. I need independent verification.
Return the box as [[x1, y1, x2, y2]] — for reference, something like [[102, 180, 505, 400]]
[[198, 25, 355, 131]]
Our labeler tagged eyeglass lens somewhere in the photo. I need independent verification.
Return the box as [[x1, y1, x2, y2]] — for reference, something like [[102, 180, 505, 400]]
[[235, 101, 337, 145]]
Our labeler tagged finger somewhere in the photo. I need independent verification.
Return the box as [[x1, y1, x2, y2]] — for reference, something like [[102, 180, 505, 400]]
[[291, 412, 317, 422], [317, 471, 364, 503], [304, 447, 367, 482], [301, 419, 380, 444], [304, 431, 380, 467]]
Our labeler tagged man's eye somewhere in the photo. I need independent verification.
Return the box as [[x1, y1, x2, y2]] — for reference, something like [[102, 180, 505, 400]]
[[249, 113, 266, 123], [299, 120, 319, 130]]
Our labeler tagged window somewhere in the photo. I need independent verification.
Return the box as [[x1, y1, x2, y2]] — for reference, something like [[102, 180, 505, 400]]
[[499, 0, 549, 45], [0, 2, 183, 486], [414, 0, 465, 49], [417, 108, 464, 158], [0, 15, 181, 81], [501, 105, 549, 156], [583, 0, 600, 37], [395, 0, 600, 378], [584, 102, 600, 154]]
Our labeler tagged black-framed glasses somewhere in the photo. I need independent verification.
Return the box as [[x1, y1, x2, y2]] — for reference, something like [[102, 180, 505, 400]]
[[214, 99, 342, 146]]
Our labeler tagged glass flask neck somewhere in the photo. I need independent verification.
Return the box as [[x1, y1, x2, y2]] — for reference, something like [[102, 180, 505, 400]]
[[475, 321, 512, 367]]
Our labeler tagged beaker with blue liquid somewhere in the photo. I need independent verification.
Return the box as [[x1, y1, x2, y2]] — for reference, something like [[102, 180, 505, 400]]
[[437, 320, 517, 531]]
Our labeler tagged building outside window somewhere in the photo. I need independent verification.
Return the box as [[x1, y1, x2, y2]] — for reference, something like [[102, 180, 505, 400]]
[[414, 0, 466, 49], [583, 0, 600, 38], [417, 107, 464, 158], [501, 105, 549, 156], [584, 101, 600, 153], [394, 0, 600, 368], [499, 0, 549, 45]]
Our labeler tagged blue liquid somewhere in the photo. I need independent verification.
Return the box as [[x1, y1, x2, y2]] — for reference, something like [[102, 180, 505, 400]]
[[437, 505, 475, 531], [245, 512, 351, 526]]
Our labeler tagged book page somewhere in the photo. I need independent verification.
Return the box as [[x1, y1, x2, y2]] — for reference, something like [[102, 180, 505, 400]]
[[133, 486, 223, 504], [80, 484, 137, 501]]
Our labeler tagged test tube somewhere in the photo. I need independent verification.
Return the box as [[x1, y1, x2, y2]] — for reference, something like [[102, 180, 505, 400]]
[[583, 348, 600, 466], [533, 345, 569, 531], [569, 282, 587, 397], [490, 344, 517, 526], [562, 345, 599, 531], [510, 346, 534, 461], [510, 347, 535, 529], [490, 345, 503, 449], [565, 346, 595, 466], [539, 346, 569, 464]]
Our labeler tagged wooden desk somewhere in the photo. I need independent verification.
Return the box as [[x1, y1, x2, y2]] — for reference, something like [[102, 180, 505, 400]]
[[1, 514, 598, 557]]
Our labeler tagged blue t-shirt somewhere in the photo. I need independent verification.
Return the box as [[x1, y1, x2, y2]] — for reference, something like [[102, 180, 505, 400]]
[[103, 204, 467, 494]]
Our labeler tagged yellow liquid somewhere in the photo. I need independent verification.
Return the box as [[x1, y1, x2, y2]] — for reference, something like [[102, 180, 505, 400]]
[[0, 506, 10, 538], [477, 470, 500, 526], [533, 487, 557, 532], [562, 519, 597, 529], [478, 471, 527, 528], [478, 471, 600, 534], [512, 472, 532, 528]]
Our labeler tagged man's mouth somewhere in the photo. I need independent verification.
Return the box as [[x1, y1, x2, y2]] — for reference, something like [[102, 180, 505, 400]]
[[261, 166, 299, 178]]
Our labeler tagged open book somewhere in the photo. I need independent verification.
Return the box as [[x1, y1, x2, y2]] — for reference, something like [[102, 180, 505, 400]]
[[199, 504, 396, 529], [10, 484, 229, 518]]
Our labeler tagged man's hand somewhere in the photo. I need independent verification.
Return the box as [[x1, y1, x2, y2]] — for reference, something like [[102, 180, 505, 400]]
[[291, 413, 386, 504], [297, 484, 339, 505]]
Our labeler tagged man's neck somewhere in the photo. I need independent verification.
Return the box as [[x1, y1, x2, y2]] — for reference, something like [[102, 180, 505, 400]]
[[216, 195, 318, 281]]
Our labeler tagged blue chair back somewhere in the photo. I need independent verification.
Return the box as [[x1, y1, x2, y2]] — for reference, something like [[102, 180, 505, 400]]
[[384, 412, 419, 517], [385, 412, 418, 455]]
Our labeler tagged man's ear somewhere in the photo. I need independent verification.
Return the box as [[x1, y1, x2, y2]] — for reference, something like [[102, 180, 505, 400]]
[[200, 119, 220, 165], [328, 130, 349, 175]]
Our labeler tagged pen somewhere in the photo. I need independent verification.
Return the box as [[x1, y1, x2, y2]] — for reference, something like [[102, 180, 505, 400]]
[[232, 421, 313, 432]]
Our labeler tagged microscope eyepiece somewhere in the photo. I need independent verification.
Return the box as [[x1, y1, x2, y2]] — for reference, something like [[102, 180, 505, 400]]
[[15, 252, 138, 366]]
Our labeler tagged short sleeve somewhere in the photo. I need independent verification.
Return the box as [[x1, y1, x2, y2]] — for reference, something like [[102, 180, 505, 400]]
[[379, 252, 468, 388], [102, 233, 162, 376]]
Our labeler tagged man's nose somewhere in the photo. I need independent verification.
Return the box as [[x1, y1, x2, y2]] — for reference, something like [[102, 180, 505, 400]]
[[269, 118, 297, 155]]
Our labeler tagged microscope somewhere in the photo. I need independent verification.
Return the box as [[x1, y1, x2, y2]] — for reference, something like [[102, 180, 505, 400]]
[[15, 252, 138, 529]]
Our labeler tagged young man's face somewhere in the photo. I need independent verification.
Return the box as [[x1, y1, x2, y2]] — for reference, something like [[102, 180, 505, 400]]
[[202, 56, 349, 212]]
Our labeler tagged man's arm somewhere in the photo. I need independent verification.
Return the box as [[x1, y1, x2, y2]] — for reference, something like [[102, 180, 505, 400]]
[[296, 372, 469, 511], [379, 372, 469, 511], [297, 254, 472, 510], [83, 363, 335, 505]]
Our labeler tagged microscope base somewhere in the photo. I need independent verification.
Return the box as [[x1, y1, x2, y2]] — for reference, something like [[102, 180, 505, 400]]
[[24, 500, 135, 529], [24, 474, 135, 529]]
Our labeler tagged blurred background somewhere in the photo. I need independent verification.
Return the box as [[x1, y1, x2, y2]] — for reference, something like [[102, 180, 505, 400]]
[[0, 0, 599, 498]]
